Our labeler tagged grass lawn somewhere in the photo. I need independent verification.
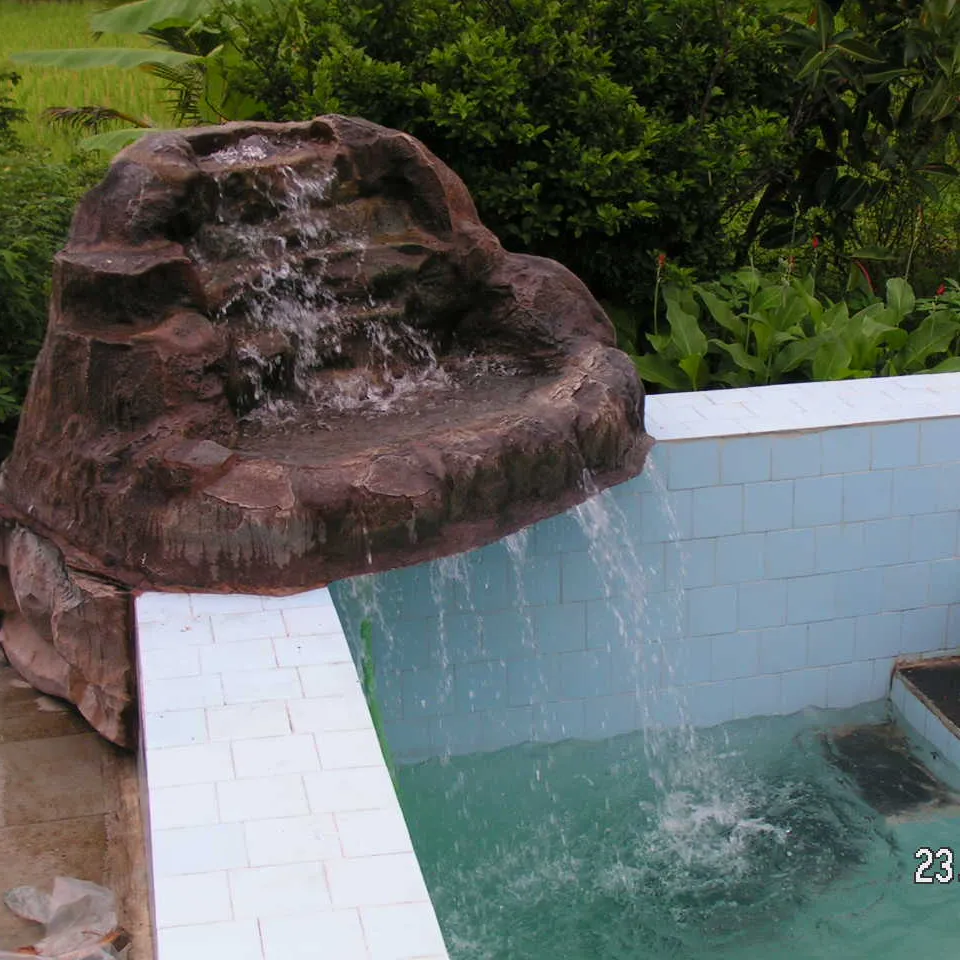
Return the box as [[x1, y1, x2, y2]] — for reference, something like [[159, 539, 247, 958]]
[[0, 0, 173, 157]]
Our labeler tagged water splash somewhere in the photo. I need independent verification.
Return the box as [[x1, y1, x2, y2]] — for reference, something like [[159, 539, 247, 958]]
[[569, 467, 802, 876], [399, 711, 902, 960]]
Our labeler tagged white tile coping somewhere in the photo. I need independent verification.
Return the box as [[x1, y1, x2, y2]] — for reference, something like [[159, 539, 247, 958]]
[[646, 372, 960, 440], [135, 589, 450, 960]]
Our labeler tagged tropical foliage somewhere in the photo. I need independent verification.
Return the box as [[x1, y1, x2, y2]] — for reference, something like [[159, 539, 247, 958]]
[[632, 269, 960, 391], [2, 0, 960, 421], [10, 0, 261, 151], [0, 70, 105, 453]]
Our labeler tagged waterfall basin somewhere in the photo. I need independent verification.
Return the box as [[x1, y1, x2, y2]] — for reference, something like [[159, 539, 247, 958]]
[[395, 704, 960, 959]]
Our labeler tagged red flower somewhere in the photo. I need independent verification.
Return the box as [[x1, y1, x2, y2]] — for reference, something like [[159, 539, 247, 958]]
[[812, 236, 820, 249], [657, 253, 667, 268], [938, 283, 947, 296]]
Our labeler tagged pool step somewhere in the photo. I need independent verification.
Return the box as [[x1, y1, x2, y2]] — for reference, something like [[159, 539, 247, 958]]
[[820, 721, 960, 823], [891, 657, 960, 776]]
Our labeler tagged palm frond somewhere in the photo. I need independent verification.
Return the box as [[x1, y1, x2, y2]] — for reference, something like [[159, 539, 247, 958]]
[[143, 59, 205, 123], [42, 105, 153, 133]]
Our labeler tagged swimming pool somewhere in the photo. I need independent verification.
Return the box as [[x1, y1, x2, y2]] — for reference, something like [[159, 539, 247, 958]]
[[396, 704, 960, 959]]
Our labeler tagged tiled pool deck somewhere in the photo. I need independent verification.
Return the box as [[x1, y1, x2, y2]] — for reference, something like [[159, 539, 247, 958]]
[[135, 589, 447, 960], [135, 372, 960, 959]]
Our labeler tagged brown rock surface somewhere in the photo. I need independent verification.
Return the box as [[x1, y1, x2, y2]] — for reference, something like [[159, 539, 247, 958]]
[[0, 526, 134, 746], [0, 115, 650, 595]]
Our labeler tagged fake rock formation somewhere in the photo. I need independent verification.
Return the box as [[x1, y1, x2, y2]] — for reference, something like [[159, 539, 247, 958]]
[[0, 116, 651, 744]]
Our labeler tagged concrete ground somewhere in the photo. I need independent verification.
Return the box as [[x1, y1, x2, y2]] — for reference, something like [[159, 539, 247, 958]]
[[0, 664, 153, 958]]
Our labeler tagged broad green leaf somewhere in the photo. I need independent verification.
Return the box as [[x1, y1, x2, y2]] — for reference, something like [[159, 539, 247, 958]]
[[734, 267, 762, 296], [789, 276, 824, 324], [897, 312, 960, 372], [696, 288, 745, 339], [797, 47, 835, 81], [885, 277, 915, 319], [928, 357, 960, 374], [771, 290, 808, 332], [663, 289, 707, 358], [678, 354, 709, 391], [647, 331, 674, 356], [91, 0, 216, 35], [772, 336, 822, 375], [815, 300, 849, 334], [833, 38, 884, 63], [751, 318, 776, 363], [815, 1, 834, 49], [850, 311, 908, 353], [865, 68, 916, 84], [709, 339, 765, 375], [751, 285, 783, 319], [80, 127, 157, 153], [632, 354, 689, 391], [813, 338, 852, 380], [11, 48, 199, 70]]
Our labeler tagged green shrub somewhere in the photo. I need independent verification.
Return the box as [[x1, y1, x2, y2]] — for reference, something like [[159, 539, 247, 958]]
[[746, 1, 960, 273], [216, 0, 796, 306], [633, 267, 960, 391], [0, 148, 105, 455], [0, 70, 25, 152]]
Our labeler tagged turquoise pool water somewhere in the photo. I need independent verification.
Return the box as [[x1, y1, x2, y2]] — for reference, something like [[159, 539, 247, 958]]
[[397, 705, 960, 959]]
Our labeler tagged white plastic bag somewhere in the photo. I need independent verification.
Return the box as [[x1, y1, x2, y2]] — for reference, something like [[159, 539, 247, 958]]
[[0, 877, 126, 959]]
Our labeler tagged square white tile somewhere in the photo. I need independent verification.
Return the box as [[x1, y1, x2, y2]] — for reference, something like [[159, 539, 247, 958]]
[[148, 742, 234, 788], [157, 920, 262, 960], [335, 808, 413, 858], [282, 605, 344, 637], [211, 610, 286, 643], [149, 784, 220, 831], [200, 639, 277, 675], [142, 709, 208, 749], [222, 669, 303, 704], [231, 734, 320, 778], [314, 729, 385, 769], [206, 702, 292, 742], [260, 909, 366, 960], [152, 823, 248, 876], [288, 696, 371, 734], [299, 661, 362, 698], [360, 902, 448, 960], [154, 872, 233, 927], [229, 862, 332, 919], [217, 774, 309, 823], [274, 633, 353, 667], [326, 853, 430, 908], [304, 767, 397, 814], [244, 813, 341, 867]]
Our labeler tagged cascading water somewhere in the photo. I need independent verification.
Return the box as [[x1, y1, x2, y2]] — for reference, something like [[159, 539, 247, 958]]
[[189, 135, 458, 428]]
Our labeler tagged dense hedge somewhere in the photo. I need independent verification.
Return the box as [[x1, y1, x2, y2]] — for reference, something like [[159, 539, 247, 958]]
[[0, 73, 104, 454], [221, 0, 797, 306]]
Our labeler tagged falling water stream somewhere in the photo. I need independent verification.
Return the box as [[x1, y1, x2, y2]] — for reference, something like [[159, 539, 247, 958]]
[[334, 473, 960, 959]]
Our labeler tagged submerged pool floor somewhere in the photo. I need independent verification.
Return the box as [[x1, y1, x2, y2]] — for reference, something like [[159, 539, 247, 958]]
[[397, 705, 960, 960]]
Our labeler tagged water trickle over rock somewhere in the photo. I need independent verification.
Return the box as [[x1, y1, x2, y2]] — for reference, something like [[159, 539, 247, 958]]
[[0, 116, 651, 742]]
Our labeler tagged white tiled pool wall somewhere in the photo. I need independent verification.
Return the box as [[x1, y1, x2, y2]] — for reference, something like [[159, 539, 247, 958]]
[[134, 589, 449, 960], [330, 374, 960, 762]]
